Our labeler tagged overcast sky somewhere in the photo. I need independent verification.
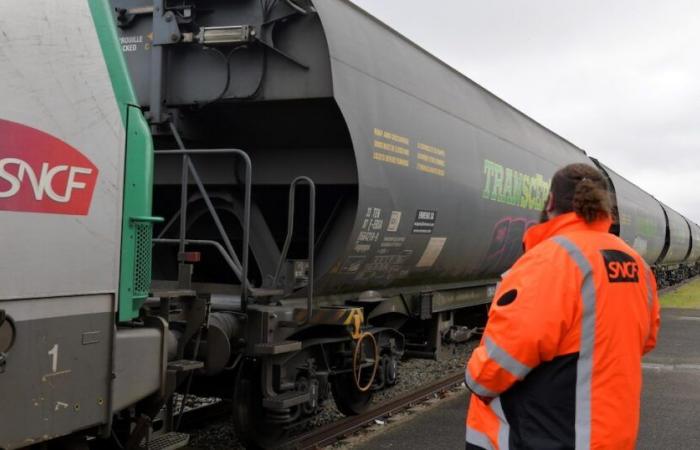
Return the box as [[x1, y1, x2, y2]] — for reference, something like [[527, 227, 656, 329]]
[[351, 0, 700, 222]]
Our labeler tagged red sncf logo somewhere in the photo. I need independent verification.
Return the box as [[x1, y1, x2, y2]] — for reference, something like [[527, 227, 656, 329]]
[[601, 249, 639, 283], [0, 119, 98, 216]]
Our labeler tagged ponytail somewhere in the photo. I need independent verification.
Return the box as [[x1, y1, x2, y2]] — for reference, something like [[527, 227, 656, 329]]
[[550, 164, 612, 223], [573, 177, 610, 223]]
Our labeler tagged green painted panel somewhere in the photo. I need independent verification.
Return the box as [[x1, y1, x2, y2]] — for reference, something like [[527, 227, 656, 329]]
[[89, 0, 157, 321]]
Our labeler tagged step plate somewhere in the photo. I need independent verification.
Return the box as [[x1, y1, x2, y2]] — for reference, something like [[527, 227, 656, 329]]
[[148, 432, 190, 450]]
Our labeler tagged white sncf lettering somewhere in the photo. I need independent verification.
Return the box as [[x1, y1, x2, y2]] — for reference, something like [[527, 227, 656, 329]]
[[0, 158, 93, 203]]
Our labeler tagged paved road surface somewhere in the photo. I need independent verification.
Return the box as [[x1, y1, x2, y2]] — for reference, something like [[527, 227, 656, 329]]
[[356, 308, 700, 449]]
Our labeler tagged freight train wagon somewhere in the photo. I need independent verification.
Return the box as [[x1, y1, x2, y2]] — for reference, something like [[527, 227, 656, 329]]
[[1, 0, 699, 448]]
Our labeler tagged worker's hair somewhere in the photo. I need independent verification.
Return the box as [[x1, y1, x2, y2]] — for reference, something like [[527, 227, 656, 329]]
[[550, 163, 612, 223]]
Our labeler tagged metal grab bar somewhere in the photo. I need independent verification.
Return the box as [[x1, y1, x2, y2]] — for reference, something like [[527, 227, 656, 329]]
[[272, 176, 316, 325], [155, 124, 253, 312]]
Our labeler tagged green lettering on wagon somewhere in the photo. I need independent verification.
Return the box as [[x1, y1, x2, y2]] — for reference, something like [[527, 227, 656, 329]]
[[482, 159, 551, 212]]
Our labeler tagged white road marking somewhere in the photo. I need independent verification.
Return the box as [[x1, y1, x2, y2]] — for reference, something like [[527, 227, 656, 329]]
[[643, 363, 700, 372]]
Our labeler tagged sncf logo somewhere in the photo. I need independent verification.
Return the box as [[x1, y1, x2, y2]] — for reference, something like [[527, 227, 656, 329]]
[[601, 249, 639, 283], [0, 119, 98, 216]]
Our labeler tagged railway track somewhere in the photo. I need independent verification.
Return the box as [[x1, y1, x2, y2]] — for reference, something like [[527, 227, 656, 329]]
[[279, 371, 465, 450]]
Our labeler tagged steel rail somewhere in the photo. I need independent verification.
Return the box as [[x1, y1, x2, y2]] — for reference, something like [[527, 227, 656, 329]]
[[280, 371, 465, 450]]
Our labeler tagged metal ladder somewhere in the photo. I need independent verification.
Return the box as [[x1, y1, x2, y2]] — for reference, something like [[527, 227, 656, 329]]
[[152, 122, 317, 319], [153, 122, 253, 310]]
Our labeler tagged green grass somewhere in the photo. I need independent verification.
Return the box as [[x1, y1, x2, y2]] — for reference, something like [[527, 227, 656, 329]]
[[660, 278, 700, 309]]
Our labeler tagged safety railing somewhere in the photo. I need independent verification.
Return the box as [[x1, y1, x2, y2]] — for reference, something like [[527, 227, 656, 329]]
[[153, 122, 252, 311], [153, 123, 317, 321]]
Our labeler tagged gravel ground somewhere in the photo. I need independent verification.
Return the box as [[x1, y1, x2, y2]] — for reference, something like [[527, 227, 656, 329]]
[[187, 417, 241, 449], [186, 339, 478, 449], [373, 341, 477, 404]]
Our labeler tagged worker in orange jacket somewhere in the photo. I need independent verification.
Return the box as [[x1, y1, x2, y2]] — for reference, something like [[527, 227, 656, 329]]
[[465, 163, 660, 450]]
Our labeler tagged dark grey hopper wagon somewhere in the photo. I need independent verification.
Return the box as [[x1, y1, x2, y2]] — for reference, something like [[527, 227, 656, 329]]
[[114, 0, 594, 296], [107, 0, 700, 446], [2, 1, 698, 448]]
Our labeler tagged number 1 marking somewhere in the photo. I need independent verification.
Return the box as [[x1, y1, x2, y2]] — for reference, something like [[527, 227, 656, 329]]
[[48, 344, 58, 372]]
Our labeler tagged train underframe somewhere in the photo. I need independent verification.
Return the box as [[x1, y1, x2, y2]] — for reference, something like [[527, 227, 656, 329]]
[[110, 281, 489, 449], [126, 288, 484, 447], [655, 262, 700, 289]]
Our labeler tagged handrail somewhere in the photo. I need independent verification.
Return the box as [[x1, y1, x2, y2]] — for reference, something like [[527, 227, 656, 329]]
[[272, 176, 316, 325], [155, 124, 253, 312]]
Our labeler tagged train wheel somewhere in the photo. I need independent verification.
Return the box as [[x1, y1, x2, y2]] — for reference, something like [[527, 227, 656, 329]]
[[383, 353, 399, 386], [332, 332, 378, 415], [331, 371, 373, 415], [232, 359, 285, 449]]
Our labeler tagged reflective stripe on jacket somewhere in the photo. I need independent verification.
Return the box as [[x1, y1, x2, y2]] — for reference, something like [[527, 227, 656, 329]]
[[465, 212, 660, 450]]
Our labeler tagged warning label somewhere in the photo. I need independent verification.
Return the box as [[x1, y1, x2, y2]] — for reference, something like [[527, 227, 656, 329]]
[[412, 209, 437, 234], [387, 211, 402, 232]]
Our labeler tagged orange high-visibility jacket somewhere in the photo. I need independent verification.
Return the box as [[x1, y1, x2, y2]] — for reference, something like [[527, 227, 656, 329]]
[[465, 212, 660, 450]]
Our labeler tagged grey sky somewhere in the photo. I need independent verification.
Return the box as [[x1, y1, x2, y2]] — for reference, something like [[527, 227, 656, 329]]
[[351, 0, 700, 222]]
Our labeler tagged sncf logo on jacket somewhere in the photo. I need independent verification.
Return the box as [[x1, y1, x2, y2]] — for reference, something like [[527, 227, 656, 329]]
[[0, 119, 98, 216], [601, 249, 639, 282]]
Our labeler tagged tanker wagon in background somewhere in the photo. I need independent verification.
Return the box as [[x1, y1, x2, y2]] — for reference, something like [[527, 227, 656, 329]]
[[2, 0, 700, 449]]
